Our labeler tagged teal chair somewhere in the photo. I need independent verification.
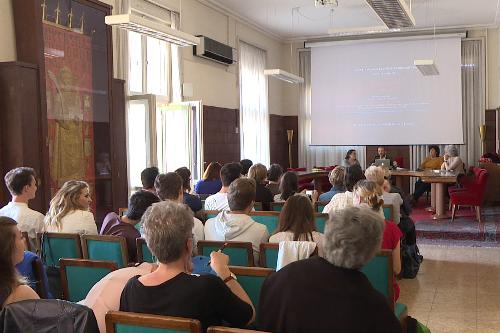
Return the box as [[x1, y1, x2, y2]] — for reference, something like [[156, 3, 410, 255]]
[[81, 235, 129, 268], [60, 258, 117, 302], [382, 204, 394, 221], [38, 232, 82, 268], [230, 266, 274, 320], [270, 202, 284, 212], [314, 213, 329, 233], [259, 243, 279, 269], [315, 201, 328, 213], [361, 250, 407, 322], [204, 210, 219, 220], [136, 238, 156, 263], [248, 212, 279, 235], [197, 241, 254, 266], [105, 311, 202, 333], [253, 202, 263, 211]]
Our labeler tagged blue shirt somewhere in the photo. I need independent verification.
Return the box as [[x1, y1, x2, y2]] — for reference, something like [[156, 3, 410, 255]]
[[194, 179, 222, 195], [15, 251, 53, 298], [184, 192, 203, 212], [318, 186, 346, 202]]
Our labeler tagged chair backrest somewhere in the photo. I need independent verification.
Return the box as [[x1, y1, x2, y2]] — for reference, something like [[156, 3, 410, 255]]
[[229, 266, 274, 320], [81, 235, 129, 268], [259, 242, 318, 269], [314, 213, 329, 233], [118, 208, 128, 218], [205, 210, 219, 220], [60, 258, 117, 302], [253, 202, 263, 211], [270, 202, 284, 212], [475, 169, 489, 202], [106, 311, 202, 333], [360, 250, 394, 310], [248, 211, 280, 234], [38, 232, 83, 267], [315, 201, 328, 213], [382, 204, 394, 221], [207, 327, 270, 333], [31, 256, 49, 298], [197, 241, 254, 266], [136, 238, 156, 263], [21, 231, 31, 251]]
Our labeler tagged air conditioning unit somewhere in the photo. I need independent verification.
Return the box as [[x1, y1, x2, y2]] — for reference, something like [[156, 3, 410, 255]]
[[193, 35, 236, 65]]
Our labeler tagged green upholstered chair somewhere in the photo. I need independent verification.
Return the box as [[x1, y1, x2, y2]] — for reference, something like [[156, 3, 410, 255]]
[[204, 210, 219, 220], [229, 266, 274, 321], [258, 243, 279, 269], [59, 258, 117, 302], [208, 327, 270, 333], [136, 238, 156, 263], [81, 235, 129, 268], [315, 201, 328, 213], [253, 202, 263, 211], [314, 213, 329, 233], [38, 232, 82, 268], [270, 202, 284, 212], [382, 204, 394, 221], [105, 311, 202, 333], [197, 241, 254, 266], [247, 212, 279, 235]]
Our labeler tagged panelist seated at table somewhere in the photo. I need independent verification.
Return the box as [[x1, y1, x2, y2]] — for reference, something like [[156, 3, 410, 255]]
[[372, 146, 393, 167], [412, 145, 444, 204], [440, 145, 465, 175]]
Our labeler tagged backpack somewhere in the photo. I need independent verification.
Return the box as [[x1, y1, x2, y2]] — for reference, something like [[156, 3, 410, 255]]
[[398, 215, 423, 278]]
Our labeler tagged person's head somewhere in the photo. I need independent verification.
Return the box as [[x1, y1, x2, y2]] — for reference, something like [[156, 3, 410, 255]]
[[345, 149, 357, 161], [227, 178, 256, 212], [377, 146, 386, 156], [45, 180, 91, 230], [277, 194, 315, 241], [141, 201, 194, 265], [267, 164, 283, 182], [154, 173, 183, 201], [202, 162, 222, 181], [279, 172, 298, 200], [344, 165, 365, 192], [126, 191, 160, 222], [248, 164, 267, 185], [239, 159, 253, 176], [141, 167, 159, 190], [175, 167, 192, 193], [353, 180, 384, 212], [429, 145, 440, 158], [364, 165, 385, 188], [329, 166, 345, 188], [444, 145, 459, 157], [0, 217, 26, 295], [324, 207, 384, 269], [220, 162, 242, 187], [4, 167, 38, 200]]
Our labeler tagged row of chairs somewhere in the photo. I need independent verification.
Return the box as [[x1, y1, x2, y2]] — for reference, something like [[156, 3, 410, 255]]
[[199, 201, 329, 213]]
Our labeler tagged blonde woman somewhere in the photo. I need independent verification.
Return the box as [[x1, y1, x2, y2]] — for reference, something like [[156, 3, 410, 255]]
[[353, 180, 402, 301], [44, 180, 97, 234], [364, 166, 403, 224], [248, 163, 273, 211]]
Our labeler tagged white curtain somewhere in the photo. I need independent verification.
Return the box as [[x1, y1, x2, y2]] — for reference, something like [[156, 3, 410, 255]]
[[298, 50, 367, 169], [239, 41, 270, 166], [170, 12, 182, 103]]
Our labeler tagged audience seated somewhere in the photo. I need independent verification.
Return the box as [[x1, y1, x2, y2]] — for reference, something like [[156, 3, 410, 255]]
[[81, 262, 156, 333], [0, 217, 39, 310], [343, 149, 361, 168], [322, 166, 365, 215], [195, 162, 223, 195], [154, 172, 204, 252], [441, 144, 465, 174], [44, 180, 97, 234], [353, 180, 402, 301], [274, 172, 298, 202], [247, 164, 274, 211], [319, 166, 346, 202], [259, 207, 402, 333], [100, 191, 160, 262], [0, 167, 45, 249], [266, 164, 283, 196], [269, 194, 324, 256], [119, 201, 255, 331], [175, 167, 203, 213], [204, 178, 269, 263], [239, 159, 253, 176], [141, 167, 159, 194], [365, 166, 403, 224], [205, 163, 242, 211], [412, 145, 444, 203]]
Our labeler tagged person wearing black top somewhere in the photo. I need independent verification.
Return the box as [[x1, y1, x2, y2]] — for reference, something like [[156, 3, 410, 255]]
[[120, 201, 254, 332], [248, 163, 273, 210], [259, 207, 402, 333], [175, 167, 203, 213]]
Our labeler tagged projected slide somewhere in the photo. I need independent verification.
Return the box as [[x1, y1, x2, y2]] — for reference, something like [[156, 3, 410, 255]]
[[310, 37, 463, 146]]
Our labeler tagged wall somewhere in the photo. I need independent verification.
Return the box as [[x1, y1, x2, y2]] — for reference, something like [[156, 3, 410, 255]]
[[0, 0, 17, 61]]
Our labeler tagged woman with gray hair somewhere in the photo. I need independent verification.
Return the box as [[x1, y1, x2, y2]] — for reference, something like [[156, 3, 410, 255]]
[[119, 201, 254, 331], [259, 207, 402, 333], [441, 145, 465, 174]]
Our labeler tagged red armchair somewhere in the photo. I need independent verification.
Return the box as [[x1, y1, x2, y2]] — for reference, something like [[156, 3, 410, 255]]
[[449, 168, 489, 223]]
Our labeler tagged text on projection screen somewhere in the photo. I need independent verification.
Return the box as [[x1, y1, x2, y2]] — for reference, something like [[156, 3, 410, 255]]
[[310, 37, 463, 146]]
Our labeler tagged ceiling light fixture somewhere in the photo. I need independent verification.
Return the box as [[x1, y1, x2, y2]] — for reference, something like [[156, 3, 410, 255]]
[[365, 0, 415, 29], [414, 59, 439, 76], [264, 69, 304, 84], [315, 0, 339, 7]]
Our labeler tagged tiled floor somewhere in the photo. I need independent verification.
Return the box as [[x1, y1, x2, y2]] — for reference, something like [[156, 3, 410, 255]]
[[399, 245, 500, 333]]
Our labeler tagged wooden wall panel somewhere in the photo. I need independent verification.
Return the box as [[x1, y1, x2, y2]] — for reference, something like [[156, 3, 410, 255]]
[[485, 109, 497, 154], [203, 106, 240, 167], [269, 115, 298, 169], [111, 79, 128, 212]]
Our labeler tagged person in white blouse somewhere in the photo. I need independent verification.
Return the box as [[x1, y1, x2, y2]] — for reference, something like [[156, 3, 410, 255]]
[[322, 165, 365, 216], [44, 180, 97, 234], [441, 145, 465, 175], [270, 194, 324, 257]]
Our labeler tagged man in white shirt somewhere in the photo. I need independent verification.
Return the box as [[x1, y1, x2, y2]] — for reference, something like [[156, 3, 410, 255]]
[[0, 167, 45, 248], [205, 178, 269, 263], [204, 162, 242, 211], [154, 172, 204, 252]]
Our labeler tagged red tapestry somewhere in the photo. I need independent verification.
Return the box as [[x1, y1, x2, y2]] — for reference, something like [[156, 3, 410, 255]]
[[43, 23, 96, 207]]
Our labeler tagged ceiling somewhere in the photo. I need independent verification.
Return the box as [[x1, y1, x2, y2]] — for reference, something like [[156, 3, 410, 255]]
[[206, 0, 500, 40]]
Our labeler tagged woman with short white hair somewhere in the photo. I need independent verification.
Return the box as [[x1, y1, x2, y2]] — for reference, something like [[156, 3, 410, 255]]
[[441, 145, 465, 174]]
